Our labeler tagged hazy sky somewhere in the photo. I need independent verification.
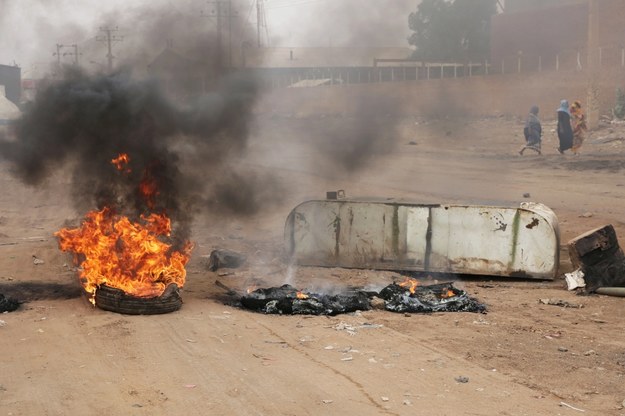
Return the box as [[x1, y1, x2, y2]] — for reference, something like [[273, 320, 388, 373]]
[[0, 0, 417, 74]]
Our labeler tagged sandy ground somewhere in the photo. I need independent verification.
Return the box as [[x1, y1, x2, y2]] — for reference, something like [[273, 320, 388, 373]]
[[1, 112, 625, 416]]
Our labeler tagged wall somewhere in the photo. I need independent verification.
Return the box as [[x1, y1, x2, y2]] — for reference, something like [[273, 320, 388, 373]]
[[505, 0, 584, 13], [596, 1, 625, 66], [491, 3, 588, 70], [492, 1, 625, 71], [258, 67, 625, 121]]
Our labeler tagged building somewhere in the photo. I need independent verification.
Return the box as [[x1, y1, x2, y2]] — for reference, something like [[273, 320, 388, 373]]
[[0, 64, 22, 106], [504, 0, 584, 13], [491, 0, 625, 72]]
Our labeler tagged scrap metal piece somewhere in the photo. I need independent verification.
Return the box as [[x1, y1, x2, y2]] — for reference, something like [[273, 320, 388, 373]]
[[284, 199, 560, 279], [567, 224, 625, 292], [595, 287, 625, 297]]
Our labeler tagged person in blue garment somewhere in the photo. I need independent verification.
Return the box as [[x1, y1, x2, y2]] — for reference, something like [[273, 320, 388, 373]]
[[519, 105, 542, 155]]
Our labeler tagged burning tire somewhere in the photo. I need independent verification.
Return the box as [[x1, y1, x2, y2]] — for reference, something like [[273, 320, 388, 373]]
[[94, 283, 182, 315]]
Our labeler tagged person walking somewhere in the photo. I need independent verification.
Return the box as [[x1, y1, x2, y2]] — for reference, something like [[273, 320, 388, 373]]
[[519, 105, 542, 155], [556, 99, 574, 154], [570, 100, 587, 155]]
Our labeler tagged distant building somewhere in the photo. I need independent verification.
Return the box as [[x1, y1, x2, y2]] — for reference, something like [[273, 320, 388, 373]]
[[491, 0, 625, 72], [0, 64, 22, 106], [504, 0, 584, 13]]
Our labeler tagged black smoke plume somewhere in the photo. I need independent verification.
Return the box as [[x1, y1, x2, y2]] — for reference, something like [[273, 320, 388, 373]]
[[311, 94, 401, 173], [0, 65, 262, 246]]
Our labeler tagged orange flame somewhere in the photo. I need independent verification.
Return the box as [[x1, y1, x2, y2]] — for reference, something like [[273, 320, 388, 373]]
[[56, 207, 192, 303], [246, 286, 258, 294], [56, 153, 192, 304], [296, 291, 309, 300], [398, 278, 419, 294], [111, 153, 131, 174], [441, 289, 456, 299], [139, 174, 159, 210]]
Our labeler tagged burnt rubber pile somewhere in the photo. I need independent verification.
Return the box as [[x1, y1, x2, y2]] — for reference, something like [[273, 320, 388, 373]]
[[378, 282, 487, 313], [0, 293, 20, 312], [241, 281, 486, 316]]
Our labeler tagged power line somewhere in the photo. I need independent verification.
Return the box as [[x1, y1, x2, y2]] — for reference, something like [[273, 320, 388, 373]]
[[264, 0, 329, 9], [256, 0, 270, 47], [204, 0, 238, 67], [96, 26, 123, 72], [52, 44, 66, 66], [63, 44, 82, 65]]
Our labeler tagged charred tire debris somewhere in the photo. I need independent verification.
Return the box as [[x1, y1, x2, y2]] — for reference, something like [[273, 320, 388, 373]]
[[0, 293, 20, 313], [240, 282, 486, 316]]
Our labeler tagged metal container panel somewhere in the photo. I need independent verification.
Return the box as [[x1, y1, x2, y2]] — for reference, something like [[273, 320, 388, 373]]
[[285, 200, 560, 279]]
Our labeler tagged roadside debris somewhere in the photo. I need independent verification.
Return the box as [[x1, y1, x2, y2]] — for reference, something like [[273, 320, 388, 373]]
[[538, 298, 583, 308], [241, 284, 370, 315], [567, 224, 625, 293], [240, 281, 486, 315], [379, 281, 487, 314], [0, 294, 19, 313], [559, 401, 585, 412], [207, 249, 246, 271], [565, 269, 586, 291], [595, 287, 625, 297], [333, 322, 383, 335], [214, 280, 237, 296]]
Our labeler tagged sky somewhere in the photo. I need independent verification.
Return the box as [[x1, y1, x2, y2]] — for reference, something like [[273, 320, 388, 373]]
[[0, 0, 418, 76]]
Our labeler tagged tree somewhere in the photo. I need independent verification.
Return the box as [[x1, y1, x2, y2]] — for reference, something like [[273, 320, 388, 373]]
[[408, 0, 498, 62]]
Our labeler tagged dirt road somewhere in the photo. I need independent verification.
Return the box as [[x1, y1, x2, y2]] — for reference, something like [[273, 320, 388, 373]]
[[1, 114, 625, 415]]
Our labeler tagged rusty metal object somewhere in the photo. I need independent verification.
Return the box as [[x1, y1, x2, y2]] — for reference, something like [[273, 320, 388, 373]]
[[567, 224, 625, 292], [284, 199, 560, 279]]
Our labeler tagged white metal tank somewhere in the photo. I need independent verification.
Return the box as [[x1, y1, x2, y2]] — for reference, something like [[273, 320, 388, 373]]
[[284, 198, 560, 280]]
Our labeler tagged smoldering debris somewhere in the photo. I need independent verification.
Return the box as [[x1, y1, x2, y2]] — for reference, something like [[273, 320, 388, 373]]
[[378, 282, 487, 314], [241, 284, 371, 316], [239, 282, 486, 316]]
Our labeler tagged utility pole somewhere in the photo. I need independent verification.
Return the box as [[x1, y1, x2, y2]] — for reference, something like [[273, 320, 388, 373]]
[[256, 0, 269, 48], [96, 26, 123, 72], [63, 44, 82, 65], [256, 0, 262, 47], [587, 0, 599, 130], [206, 1, 237, 67], [53, 44, 66, 66]]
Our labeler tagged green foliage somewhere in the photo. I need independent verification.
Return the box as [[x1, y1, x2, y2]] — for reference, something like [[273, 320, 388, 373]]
[[614, 88, 625, 120], [408, 0, 498, 62]]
